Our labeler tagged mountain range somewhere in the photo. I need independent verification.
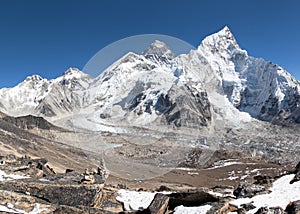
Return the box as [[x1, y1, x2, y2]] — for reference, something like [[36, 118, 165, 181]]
[[1, 26, 299, 134]]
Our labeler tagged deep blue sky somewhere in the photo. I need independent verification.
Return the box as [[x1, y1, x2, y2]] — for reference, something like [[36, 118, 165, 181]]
[[0, 0, 300, 87]]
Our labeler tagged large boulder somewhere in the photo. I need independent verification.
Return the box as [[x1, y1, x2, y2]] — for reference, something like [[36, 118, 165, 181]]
[[267, 207, 285, 214], [147, 193, 169, 214], [290, 162, 300, 184], [240, 203, 256, 212], [0, 154, 123, 212], [0, 172, 105, 207], [286, 200, 300, 214], [290, 172, 300, 184], [0, 189, 56, 213], [168, 189, 218, 210], [253, 175, 273, 186], [233, 182, 266, 198]]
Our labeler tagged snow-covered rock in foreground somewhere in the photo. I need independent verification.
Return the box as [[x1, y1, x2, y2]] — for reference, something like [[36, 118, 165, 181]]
[[116, 189, 213, 213], [0, 204, 25, 214], [0, 171, 48, 213], [116, 189, 173, 211], [116, 189, 157, 211], [0, 170, 28, 181], [229, 174, 300, 213], [0, 203, 48, 214], [174, 204, 212, 214]]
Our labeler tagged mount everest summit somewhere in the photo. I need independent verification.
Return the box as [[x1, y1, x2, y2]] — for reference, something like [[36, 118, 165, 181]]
[[0, 26, 300, 133]]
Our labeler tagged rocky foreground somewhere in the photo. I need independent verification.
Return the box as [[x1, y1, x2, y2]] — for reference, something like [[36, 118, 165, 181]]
[[0, 108, 298, 213], [0, 154, 299, 214]]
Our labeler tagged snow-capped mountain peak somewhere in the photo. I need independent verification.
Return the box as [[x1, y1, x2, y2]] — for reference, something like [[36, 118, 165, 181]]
[[20, 75, 49, 91], [61, 67, 91, 80], [194, 26, 300, 122], [142, 40, 176, 60], [195, 26, 245, 90], [54, 67, 92, 90], [25, 74, 44, 82], [199, 26, 241, 56]]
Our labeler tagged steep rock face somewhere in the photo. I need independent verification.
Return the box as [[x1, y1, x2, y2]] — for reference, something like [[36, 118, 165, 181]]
[[1, 115, 63, 130], [194, 26, 300, 122], [157, 84, 211, 128], [233, 55, 300, 121], [35, 83, 84, 117]]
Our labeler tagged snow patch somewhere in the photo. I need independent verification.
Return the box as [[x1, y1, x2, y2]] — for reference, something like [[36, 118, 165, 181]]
[[0, 170, 28, 181], [208, 159, 245, 169], [229, 174, 300, 213], [0, 204, 25, 213], [116, 189, 172, 211], [174, 204, 212, 214], [116, 189, 157, 211]]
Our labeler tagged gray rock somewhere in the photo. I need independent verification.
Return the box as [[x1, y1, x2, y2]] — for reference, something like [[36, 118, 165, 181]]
[[240, 203, 256, 211], [0, 155, 55, 178], [255, 207, 269, 214], [0, 172, 105, 207], [237, 208, 247, 214], [252, 206, 285, 214], [53, 205, 117, 214], [0, 189, 56, 213], [290, 161, 300, 184], [254, 175, 273, 186], [2, 115, 64, 131], [286, 200, 300, 214], [290, 171, 300, 184], [233, 182, 266, 198], [168, 190, 218, 210], [147, 193, 169, 214], [268, 207, 285, 214]]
